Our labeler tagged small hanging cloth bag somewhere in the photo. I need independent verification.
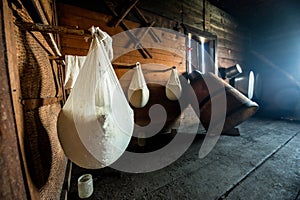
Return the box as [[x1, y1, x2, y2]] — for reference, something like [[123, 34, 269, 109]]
[[64, 55, 86, 90], [165, 67, 182, 100], [127, 62, 150, 108], [57, 27, 134, 169]]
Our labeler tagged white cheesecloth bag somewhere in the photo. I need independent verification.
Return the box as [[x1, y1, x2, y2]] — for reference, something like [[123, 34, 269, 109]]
[[64, 55, 86, 90], [127, 62, 149, 108], [57, 27, 134, 169], [165, 67, 182, 100]]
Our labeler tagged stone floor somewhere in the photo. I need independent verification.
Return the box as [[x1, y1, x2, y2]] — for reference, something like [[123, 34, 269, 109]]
[[67, 116, 300, 200]]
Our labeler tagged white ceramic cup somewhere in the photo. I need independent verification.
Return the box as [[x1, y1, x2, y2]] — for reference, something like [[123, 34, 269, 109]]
[[78, 174, 93, 198]]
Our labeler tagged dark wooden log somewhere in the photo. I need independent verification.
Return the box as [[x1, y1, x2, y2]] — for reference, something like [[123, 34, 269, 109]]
[[15, 21, 90, 36]]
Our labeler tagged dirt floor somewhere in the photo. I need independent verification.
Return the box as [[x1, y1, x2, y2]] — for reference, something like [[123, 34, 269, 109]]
[[66, 116, 300, 200]]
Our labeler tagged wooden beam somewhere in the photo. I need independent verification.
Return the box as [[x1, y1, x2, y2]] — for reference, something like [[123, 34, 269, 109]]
[[104, 1, 152, 59], [49, 55, 64, 60], [1, 0, 28, 199], [15, 21, 89, 36], [134, 20, 156, 48], [20, 97, 63, 111], [114, 0, 140, 27], [30, 0, 62, 56], [133, 6, 161, 43]]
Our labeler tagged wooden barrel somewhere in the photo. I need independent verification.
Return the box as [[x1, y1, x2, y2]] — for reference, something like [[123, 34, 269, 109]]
[[188, 71, 259, 132]]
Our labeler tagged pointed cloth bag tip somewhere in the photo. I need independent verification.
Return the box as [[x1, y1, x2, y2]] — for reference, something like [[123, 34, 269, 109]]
[[57, 27, 134, 169], [128, 62, 150, 108], [166, 67, 182, 101]]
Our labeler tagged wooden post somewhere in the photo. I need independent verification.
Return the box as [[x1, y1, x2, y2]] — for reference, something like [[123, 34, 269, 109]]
[[0, 0, 27, 199]]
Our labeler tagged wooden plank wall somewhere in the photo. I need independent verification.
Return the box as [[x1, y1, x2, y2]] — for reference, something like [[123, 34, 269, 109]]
[[58, 0, 247, 79], [138, 0, 248, 68], [58, 3, 186, 82]]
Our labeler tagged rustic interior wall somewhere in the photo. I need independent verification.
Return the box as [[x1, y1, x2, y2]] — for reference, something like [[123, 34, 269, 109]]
[[4, 0, 67, 199], [58, 3, 186, 82], [138, 0, 248, 68], [58, 0, 248, 78]]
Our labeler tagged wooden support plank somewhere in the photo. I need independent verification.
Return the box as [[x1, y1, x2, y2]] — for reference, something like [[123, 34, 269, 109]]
[[37, 0, 54, 24], [20, 97, 63, 111], [134, 21, 156, 48], [104, 1, 152, 59], [60, 47, 88, 56], [114, 0, 140, 27], [30, 0, 62, 56], [133, 6, 161, 43], [32, 0, 49, 25], [1, 0, 28, 199], [133, 6, 150, 25]]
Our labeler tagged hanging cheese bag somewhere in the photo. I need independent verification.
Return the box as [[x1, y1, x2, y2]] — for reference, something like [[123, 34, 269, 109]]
[[165, 67, 182, 100], [127, 62, 150, 108], [57, 27, 134, 169]]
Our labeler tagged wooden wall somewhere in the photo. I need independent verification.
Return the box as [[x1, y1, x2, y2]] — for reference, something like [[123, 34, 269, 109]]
[[3, 0, 67, 199], [58, 3, 186, 83], [138, 0, 248, 68], [57, 0, 248, 79]]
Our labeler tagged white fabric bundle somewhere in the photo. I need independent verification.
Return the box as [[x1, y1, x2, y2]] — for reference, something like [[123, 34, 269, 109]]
[[127, 62, 150, 108], [165, 67, 182, 101], [57, 27, 134, 169], [64, 55, 86, 90]]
